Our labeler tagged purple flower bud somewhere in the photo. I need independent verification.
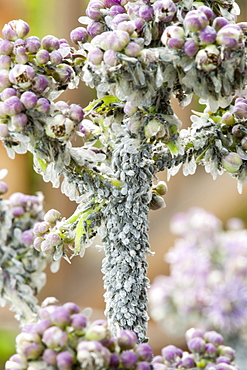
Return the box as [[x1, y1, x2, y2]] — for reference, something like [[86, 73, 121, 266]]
[[88, 47, 104, 65], [198, 5, 214, 20], [33, 221, 50, 235], [63, 302, 80, 314], [153, 0, 176, 22], [77, 341, 111, 366], [45, 232, 62, 247], [44, 209, 61, 223], [0, 40, 14, 55], [15, 52, 29, 64], [32, 74, 49, 93], [212, 17, 229, 32], [218, 345, 235, 361], [16, 332, 43, 360], [0, 55, 11, 69], [87, 21, 105, 37], [0, 180, 8, 194], [52, 64, 74, 84], [55, 100, 70, 110], [110, 353, 120, 368], [117, 21, 135, 35], [161, 25, 185, 49], [41, 35, 60, 51], [69, 104, 84, 123], [71, 313, 87, 332], [20, 91, 38, 109], [42, 348, 57, 365], [216, 356, 231, 364], [41, 240, 55, 256], [136, 362, 152, 370], [181, 355, 196, 368], [183, 9, 209, 32], [135, 343, 153, 361], [70, 27, 88, 44], [36, 49, 50, 64], [1, 87, 17, 101], [109, 5, 126, 17], [0, 69, 11, 91], [121, 351, 138, 368], [104, 0, 121, 7], [85, 322, 108, 341], [215, 364, 234, 370], [152, 364, 167, 370], [117, 329, 138, 350], [0, 123, 8, 137], [56, 351, 74, 370], [161, 345, 183, 361], [5, 354, 27, 369], [111, 14, 131, 28], [36, 98, 50, 114], [25, 36, 41, 53], [21, 229, 34, 245], [103, 49, 119, 66], [11, 113, 27, 130], [9, 64, 35, 87], [216, 24, 243, 49], [3, 96, 23, 116], [233, 101, 247, 119], [36, 319, 51, 335], [49, 306, 70, 327], [42, 326, 68, 349], [231, 124, 246, 137], [139, 4, 154, 21], [241, 136, 247, 150], [12, 206, 25, 217], [2, 20, 30, 41], [195, 44, 220, 72], [101, 30, 130, 51], [199, 26, 217, 44], [204, 331, 224, 346], [187, 337, 206, 353], [205, 342, 217, 354], [125, 41, 141, 57], [86, 0, 105, 21], [221, 111, 235, 125]]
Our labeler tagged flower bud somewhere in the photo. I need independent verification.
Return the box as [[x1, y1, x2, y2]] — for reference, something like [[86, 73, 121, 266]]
[[144, 119, 167, 140], [153, 181, 168, 196], [212, 17, 229, 32], [70, 27, 88, 44], [216, 24, 243, 49], [195, 44, 220, 72], [42, 326, 68, 349], [36, 98, 50, 114], [183, 9, 209, 32], [153, 0, 176, 23], [199, 26, 217, 45], [63, 302, 80, 314], [42, 348, 57, 365], [16, 332, 43, 360], [36, 49, 50, 65], [0, 55, 11, 69], [221, 111, 235, 125], [11, 113, 28, 129], [0, 180, 8, 194], [0, 123, 8, 137], [32, 74, 49, 93], [161, 25, 185, 49], [103, 49, 119, 66], [1, 87, 17, 101], [85, 321, 108, 341], [3, 96, 23, 116], [150, 193, 166, 210], [135, 343, 153, 361], [69, 104, 84, 123], [183, 39, 199, 57], [2, 20, 30, 41], [117, 21, 135, 35], [124, 101, 138, 116], [218, 345, 235, 361], [124, 41, 141, 57], [231, 124, 246, 137], [104, 0, 121, 7], [87, 21, 105, 37], [221, 152, 243, 173], [109, 5, 126, 17], [25, 36, 41, 53], [161, 345, 183, 361], [44, 209, 61, 223], [20, 91, 38, 109], [0, 69, 11, 91], [139, 4, 154, 21], [0, 40, 14, 55], [56, 351, 74, 370], [86, 0, 105, 21], [100, 30, 130, 52], [88, 47, 104, 65], [181, 355, 196, 368], [187, 337, 206, 353], [204, 331, 224, 346], [121, 351, 138, 368], [117, 329, 137, 350], [21, 229, 34, 245], [136, 362, 152, 370], [71, 313, 87, 333], [9, 64, 35, 87], [49, 306, 71, 327], [41, 35, 60, 51]]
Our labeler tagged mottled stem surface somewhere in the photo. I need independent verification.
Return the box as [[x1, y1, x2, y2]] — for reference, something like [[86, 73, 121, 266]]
[[102, 138, 154, 342]]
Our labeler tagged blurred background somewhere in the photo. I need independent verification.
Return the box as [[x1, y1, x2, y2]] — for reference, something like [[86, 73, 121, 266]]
[[0, 0, 247, 367]]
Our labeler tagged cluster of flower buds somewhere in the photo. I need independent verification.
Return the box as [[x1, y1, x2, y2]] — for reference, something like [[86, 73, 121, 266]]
[[0, 19, 85, 161], [6, 300, 239, 370], [0, 169, 47, 323], [149, 207, 247, 349], [69, 0, 246, 116]]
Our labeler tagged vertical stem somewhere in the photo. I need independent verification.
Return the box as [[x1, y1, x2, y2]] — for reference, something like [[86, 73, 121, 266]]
[[102, 138, 154, 342]]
